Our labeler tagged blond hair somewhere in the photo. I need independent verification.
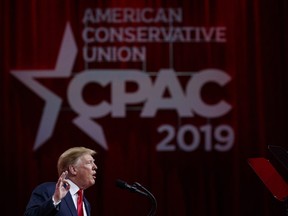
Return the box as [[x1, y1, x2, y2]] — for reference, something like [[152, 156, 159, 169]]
[[57, 147, 96, 176]]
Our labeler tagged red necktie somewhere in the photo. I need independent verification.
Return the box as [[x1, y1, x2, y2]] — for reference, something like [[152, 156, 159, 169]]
[[77, 189, 84, 216]]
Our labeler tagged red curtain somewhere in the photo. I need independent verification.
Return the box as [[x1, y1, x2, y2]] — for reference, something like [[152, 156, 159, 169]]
[[1, 0, 288, 215]]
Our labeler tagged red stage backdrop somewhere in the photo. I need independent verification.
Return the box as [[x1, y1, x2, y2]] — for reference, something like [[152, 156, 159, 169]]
[[1, 0, 288, 215]]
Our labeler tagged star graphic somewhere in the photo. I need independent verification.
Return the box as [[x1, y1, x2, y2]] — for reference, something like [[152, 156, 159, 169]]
[[11, 22, 108, 151]]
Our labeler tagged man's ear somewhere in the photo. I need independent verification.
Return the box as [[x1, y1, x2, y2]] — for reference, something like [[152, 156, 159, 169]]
[[68, 165, 77, 175]]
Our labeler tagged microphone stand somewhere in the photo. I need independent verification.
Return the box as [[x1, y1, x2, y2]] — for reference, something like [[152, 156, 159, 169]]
[[133, 182, 157, 216]]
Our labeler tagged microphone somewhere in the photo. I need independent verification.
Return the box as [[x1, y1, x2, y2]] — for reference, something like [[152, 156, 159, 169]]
[[115, 179, 149, 197], [116, 179, 157, 216]]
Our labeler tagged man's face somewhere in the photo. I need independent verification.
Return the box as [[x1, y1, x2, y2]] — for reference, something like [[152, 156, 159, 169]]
[[74, 153, 97, 189]]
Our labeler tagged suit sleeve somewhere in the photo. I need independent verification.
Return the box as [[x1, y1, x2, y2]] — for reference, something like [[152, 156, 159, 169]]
[[24, 182, 59, 216]]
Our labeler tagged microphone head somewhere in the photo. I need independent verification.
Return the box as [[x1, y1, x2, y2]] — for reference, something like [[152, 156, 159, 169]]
[[115, 179, 127, 189], [115, 179, 150, 198]]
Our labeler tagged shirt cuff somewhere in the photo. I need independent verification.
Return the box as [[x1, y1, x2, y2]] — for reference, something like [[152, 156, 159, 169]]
[[52, 196, 61, 206]]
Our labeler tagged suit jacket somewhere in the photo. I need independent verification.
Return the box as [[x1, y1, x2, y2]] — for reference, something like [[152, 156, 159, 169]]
[[24, 182, 91, 216]]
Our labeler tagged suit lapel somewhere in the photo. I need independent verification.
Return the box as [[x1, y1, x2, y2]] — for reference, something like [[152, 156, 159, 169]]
[[63, 192, 78, 216], [62, 191, 91, 216], [84, 197, 91, 216]]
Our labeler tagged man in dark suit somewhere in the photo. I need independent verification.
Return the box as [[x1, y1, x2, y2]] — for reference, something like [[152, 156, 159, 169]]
[[24, 147, 98, 216]]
